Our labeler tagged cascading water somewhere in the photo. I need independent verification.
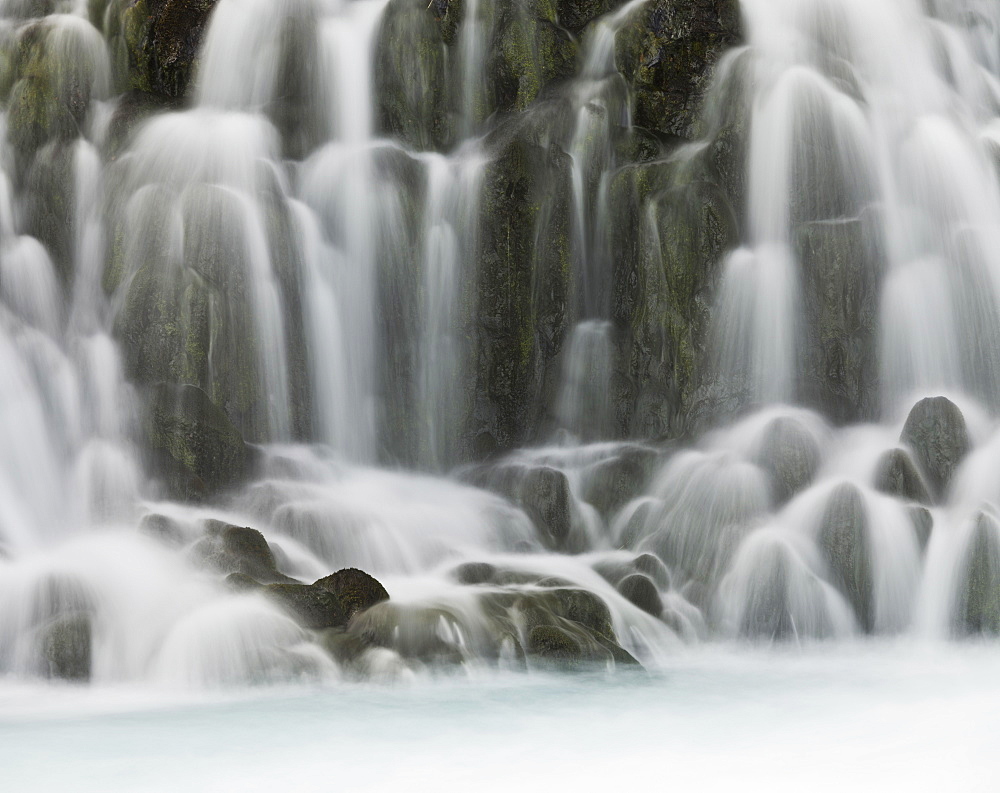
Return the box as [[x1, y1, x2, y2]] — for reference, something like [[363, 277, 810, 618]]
[[2, 0, 1000, 764]]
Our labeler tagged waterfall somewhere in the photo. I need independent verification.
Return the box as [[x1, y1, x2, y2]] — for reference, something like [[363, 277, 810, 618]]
[[4, 0, 1000, 695]]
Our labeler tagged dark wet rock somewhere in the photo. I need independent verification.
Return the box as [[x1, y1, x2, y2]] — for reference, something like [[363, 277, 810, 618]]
[[138, 513, 185, 546], [754, 417, 821, 505], [795, 214, 885, 424], [144, 383, 256, 501], [105, 90, 180, 159], [527, 624, 584, 666], [453, 561, 498, 585], [225, 572, 263, 593], [818, 482, 873, 632], [615, 0, 742, 140], [956, 511, 1000, 636], [616, 573, 662, 617], [465, 462, 574, 549], [264, 583, 348, 630], [348, 602, 468, 665], [908, 505, 933, 553], [314, 568, 390, 620], [615, 499, 654, 549], [632, 553, 671, 588], [580, 446, 659, 520], [470, 118, 573, 456], [39, 614, 92, 681], [609, 156, 739, 439], [900, 396, 970, 501], [194, 521, 293, 583], [110, 0, 220, 99], [874, 447, 932, 505]]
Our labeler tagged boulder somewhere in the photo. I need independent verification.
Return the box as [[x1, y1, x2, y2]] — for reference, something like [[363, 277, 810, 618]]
[[581, 445, 659, 520], [264, 583, 348, 630], [314, 568, 390, 620], [874, 447, 932, 505], [818, 482, 873, 632], [616, 573, 662, 617], [39, 614, 92, 681], [900, 396, 970, 501], [908, 505, 933, 553], [956, 511, 1000, 636], [754, 416, 821, 505]]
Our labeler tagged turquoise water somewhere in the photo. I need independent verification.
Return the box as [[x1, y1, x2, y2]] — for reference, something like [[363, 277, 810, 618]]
[[5, 642, 1000, 792]]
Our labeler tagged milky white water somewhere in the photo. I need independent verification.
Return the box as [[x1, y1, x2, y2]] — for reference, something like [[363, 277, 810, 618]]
[[4, 642, 1000, 791]]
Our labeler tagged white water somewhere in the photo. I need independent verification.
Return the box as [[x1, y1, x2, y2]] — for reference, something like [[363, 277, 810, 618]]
[[5, 644, 1000, 791]]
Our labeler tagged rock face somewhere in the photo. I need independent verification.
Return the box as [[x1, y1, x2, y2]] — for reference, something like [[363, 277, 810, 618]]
[[956, 511, 1000, 636], [900, 397, 970, 501], [818, 482, 874, 632], [109, 0, 220, 99], [796, 215, 884, 424], [314, 568, 391, 620], [615, 0, 742, 140], [145, 383, 255, 500]]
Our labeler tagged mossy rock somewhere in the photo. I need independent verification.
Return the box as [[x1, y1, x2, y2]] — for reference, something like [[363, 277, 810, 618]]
[[614, 0, 742, 140], [580, 445, 658, 520], [111, 0, 220, 99], [314, 568, 390, 620], [144, 382, 256, 501]]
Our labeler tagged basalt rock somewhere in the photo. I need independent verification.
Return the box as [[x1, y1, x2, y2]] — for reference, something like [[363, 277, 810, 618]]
[[38, 613, 92, 681], [616, 573, 662, 616], [615, 0, 742, 140], [108, 0, 220, 99], [900, 396, 970, 502], [873, 447, 932, 505], [144, 383, 256, 501], [753, 416, 821, 506], [956, 511, 1000, 636], [314, 568, 390, 620], [264, 583, 348, 631], [818, 482, 873, 632]]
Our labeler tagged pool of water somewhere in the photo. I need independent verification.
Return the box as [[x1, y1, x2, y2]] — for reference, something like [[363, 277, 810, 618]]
[[4, 640, 999, 791]]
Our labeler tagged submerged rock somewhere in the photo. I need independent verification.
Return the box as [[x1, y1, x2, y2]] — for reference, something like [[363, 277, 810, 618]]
[[874, 447, 932, 505], [900, 396, 970, 501], [956, 511, 1000, 636], [818, 482, 873, 632], [314, 568, 390, 620], [908, 505, 933, 553]]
